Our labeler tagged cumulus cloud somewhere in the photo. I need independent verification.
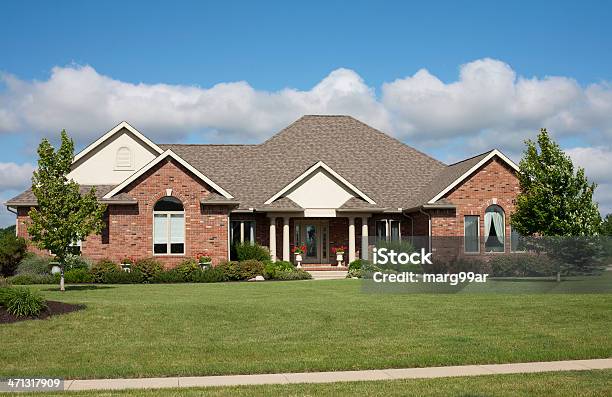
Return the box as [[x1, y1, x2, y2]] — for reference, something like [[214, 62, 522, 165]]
[[1, 58, 612, 218], [0, 66, 390, 143], [566, 147, 612, 215], [0, 162, 35, 191]]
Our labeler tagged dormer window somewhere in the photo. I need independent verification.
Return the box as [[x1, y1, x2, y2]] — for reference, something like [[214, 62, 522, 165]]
[[115, 146, 133, 170]]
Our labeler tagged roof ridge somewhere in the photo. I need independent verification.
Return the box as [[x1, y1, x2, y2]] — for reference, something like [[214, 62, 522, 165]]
[[160, 143, 254, 147], [446, 150, 495, 167]]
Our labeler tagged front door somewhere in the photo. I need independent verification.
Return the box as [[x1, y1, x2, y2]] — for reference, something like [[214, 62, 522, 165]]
[[295, 221, 329, 263]]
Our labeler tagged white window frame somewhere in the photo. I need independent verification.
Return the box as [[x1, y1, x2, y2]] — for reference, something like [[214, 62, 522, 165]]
[[153, 211, 185, 256], [463, 215, 480, 254]]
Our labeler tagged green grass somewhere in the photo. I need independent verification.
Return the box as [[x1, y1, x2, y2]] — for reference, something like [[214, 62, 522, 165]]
[[0, 280, 610, 379], [2, 370, 611, 397]]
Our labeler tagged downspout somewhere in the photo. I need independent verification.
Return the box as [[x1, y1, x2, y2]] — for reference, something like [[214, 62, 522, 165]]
[[418, 207, 432, 253], [401, 210, 414, 244]]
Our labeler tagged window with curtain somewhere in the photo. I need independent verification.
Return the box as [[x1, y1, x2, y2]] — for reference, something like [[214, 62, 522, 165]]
[[153, 196, 185, 254], [464, 216, 480, 253], [484, 205, 505, 252]]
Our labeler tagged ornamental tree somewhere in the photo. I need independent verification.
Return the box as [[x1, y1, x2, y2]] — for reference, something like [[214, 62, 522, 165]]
[[28, 130, 106, 291], [511, 128, 602, 280]]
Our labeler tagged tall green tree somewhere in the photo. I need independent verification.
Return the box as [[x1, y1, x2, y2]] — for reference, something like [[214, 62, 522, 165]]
[[511, 128, 601, 236], [600, 214, 612, 236], [511, 129, 602, 281], [28, 131, 106, 291]]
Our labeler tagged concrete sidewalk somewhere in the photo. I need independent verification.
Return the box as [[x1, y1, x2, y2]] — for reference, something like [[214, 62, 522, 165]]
[[63, 358, 612, 391]]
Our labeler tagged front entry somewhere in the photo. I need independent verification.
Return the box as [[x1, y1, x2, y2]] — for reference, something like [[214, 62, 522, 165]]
[[294, 220, 330, 264]]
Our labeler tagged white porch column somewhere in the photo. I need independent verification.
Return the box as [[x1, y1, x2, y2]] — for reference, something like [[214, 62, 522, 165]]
[[283, 216, 290, 262], [348, 216, 356, 264], [269, 217, 277, 262], [361, 216, 369, 260]]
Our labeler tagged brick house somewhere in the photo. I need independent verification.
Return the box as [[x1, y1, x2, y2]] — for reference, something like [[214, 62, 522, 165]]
[[5, 115, 521, 268]]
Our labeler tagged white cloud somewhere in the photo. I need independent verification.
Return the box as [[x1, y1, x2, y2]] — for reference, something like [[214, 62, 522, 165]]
[[2, 59, 612, 216], [0, 162, 35, 191], [566, 147, 612, 215]]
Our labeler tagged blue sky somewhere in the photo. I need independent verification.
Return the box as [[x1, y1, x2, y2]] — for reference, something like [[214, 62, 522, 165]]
[[1, 0, 612, 226]]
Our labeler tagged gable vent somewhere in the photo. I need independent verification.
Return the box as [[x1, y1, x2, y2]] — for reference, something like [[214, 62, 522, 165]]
[[115, 146, 133, 170]]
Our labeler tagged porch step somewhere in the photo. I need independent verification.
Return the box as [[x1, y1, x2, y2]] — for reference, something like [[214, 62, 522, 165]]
[[300, 264, 348, 271], [307, 271, 348, 280]]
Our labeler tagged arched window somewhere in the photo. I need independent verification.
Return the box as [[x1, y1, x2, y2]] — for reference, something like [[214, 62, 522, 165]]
[[484, 205, 505, 252], [153, 196, 184, 254], [115, 146, 133, 170]]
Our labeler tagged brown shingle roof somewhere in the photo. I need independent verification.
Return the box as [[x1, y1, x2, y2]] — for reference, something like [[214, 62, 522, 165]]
[[6, 185, 136, 206], [162, 115, 448, 210]]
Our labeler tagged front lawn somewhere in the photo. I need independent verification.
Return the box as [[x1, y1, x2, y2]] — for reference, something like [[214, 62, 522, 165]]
[[0, 280, 610, 379]]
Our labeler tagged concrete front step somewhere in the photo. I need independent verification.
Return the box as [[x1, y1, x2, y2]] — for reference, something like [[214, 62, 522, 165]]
[[307, 271, 348, 280], [301, 264, 348, 271]]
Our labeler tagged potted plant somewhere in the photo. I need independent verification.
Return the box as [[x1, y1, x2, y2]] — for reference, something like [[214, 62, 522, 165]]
[[332, 246, 346, 266], [120, 257, 134, 272], [292, 245, 306, 267], [197, 252, 212, 270]]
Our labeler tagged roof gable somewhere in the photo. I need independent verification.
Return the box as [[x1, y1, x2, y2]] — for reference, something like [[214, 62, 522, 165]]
[[103, 150, 234, 199], [264, 161, 376, 206], [427, 149, 519, 204]]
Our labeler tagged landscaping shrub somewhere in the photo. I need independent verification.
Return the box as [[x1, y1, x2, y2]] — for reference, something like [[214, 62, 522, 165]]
[[234, 242, 271, 262], [346, 268, 362, 278], [2, 287, 47, 317], [0, 233, 28, 276], [64, 254, 92, 271], [101, 270, 144, 284], [132, 258, 163, 282], [151, 269, 186, 283], [490, 254, 556, 277], [16, 254, 54, 275], [90, 259, 121, 283], [64, 268, 94, 283], [216, 261, 241, 281], [237, 260, 265, 280], [191, 267, 225, 283], [274, 269, 312, 280], [348, 259, 370, 271], [263, 260, 293, 279], [175, 259, 200, 281], [9, 273, 57, 285], [0, 286, 11, 305]]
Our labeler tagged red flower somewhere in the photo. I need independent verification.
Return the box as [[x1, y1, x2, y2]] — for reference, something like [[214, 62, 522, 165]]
[[292, 245, 306, 254]]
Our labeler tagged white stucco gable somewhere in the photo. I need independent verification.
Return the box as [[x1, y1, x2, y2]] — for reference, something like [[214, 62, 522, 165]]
[[265, 161, 375, 210], [68, 122, 163, 185]]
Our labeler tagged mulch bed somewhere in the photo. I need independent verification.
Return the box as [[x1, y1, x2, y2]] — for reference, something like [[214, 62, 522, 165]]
[[0, 301, 85, 324]]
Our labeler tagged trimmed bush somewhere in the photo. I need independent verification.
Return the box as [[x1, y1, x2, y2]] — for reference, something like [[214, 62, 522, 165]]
[[64, 268, 94, 283], [216, 261, 240, 281], [191, 267, 225, 283], [2, 287, 47, 317], [0, 233, 28, 276], [348, 259, 370, 271], [274, 270, 312, 280], [346, 268, 362, 278], [16, 254, 54, 275], [234, 242, 271, 262], [175, 259, 200, 281], [490, 254, 556, 277], [132, 258, 163, 282], [101, 270, 144, 284], [151, 269, 186, 283], [9, 273, 57, 285], [0, 286, 11, 305], [263, 260, 293, 279], [90, 259, 121, 283], [237, 260, 265, 280]]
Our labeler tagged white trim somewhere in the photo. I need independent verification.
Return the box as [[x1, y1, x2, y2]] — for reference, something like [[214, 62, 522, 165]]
[[428, 149, 519, 204], [74, 121, 164, 163], [103, 150, 234, 199], [264, 161, 376, 205]]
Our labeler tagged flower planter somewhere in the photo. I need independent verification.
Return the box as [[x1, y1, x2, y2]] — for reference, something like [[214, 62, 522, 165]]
[[199, 262, 212, 270], [294, 254, 303, 268], [120, 263, 132, 273], [336, 253, 344, 266]]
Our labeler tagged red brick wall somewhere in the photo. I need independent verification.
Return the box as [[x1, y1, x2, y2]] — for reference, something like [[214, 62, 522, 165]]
[[429, 157, 520, 257], [16, 159, 230, 268]]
